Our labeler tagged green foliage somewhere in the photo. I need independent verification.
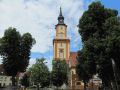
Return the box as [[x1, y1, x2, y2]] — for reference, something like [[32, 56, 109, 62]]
[[0, 28, 20, 76], [104, 17, 120, 77], [29, 58, 50, 88], [0, 27, 35, 77], [51, 59, 68, 88], [79, 1, 118, 41], [21, 73, 29, 87], [20, 33, 36, 72], [77, 1, 120, 89], [76, 48, 96, 90]]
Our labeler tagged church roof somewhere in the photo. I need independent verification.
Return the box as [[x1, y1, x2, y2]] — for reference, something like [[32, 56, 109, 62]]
[[69, 52, 77, 67]]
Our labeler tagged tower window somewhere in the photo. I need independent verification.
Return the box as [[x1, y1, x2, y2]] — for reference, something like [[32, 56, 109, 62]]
[[59, 49, 64, 58], [60, 43, 62, 46], [60, 49, 63, 52]]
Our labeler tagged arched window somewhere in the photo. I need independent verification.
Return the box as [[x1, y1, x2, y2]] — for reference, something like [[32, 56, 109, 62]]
[[59, 49, 64, 58]]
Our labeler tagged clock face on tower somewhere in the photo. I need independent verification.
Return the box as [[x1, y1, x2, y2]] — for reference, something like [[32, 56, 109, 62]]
[[57, 26, 66, 38]]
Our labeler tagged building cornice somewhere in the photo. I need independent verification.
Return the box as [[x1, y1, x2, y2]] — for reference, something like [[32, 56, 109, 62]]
[[53, 38, 70, 44], [55, 23, 67, 29]]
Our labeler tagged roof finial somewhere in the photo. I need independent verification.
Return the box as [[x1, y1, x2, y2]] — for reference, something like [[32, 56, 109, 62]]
[[59, 7, 62, 16]]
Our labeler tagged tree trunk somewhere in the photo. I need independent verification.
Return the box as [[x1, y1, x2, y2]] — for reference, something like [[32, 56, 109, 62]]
[[37, 84, 39, 90], [84, 82, 87, 90], [111, 81, 118, 90], [12, 76, 15, 86], [111, 82, 114, 90], [12, 76, 16, 90], [24, 87, 27, 90]]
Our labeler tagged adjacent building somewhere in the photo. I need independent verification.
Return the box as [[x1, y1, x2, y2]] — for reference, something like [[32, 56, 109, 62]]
[[0, 64, 12, 87], [69, 52, 84, 90]]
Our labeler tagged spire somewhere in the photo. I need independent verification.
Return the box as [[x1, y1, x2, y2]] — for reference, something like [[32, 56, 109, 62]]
[[58, 7, 64, 24], [59, 7, 62, 16]]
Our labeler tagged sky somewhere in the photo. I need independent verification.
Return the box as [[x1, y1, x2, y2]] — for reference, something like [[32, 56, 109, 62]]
[[0, 0, 120, 70]]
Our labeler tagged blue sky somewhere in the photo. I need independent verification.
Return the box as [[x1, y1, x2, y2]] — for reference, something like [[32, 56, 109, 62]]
[[101, 0, 120, 15], [0, 0, 119, 70]]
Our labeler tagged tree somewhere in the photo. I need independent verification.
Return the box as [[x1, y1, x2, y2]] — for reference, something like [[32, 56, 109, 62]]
[[0, 27, 35, 87], [21, 73, 29, 90], [51, 59, 68, 89], [79, 1, 117, 42], [103, 16, 120, 89], [29, 58, 50, 89], [77, 1, 119, 89], [76, 49, 96, 90]]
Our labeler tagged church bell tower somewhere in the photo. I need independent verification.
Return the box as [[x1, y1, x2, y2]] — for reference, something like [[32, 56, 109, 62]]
[[53, 7, 70, 60]]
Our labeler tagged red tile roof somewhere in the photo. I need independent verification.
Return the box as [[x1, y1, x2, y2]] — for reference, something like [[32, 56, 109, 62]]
[[69, 52, 77, 67]]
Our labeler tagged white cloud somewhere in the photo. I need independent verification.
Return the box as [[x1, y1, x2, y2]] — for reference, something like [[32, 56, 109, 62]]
[[45, 56, 53, 71], [0, 0, 85, 54], [28, 58, 36, 68], [0, 0, 95, 69]]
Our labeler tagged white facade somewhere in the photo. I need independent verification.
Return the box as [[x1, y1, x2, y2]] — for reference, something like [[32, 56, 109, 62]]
[[0, 75, 12, 87], [89, 74, 102, 86]]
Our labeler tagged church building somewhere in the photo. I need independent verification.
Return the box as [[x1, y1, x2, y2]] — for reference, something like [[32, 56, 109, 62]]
[[53, 7, 70, 61], [53, 7, 84, 90]]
